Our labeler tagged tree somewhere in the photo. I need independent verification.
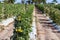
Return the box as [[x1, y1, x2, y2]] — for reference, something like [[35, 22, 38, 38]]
[[32, 0, 46, 4], [0, 1, 1, 3], [42, 0, 46, 4], [52, 0, 57, 3], [27, 0, 31, 4], [32, 0, 36, 4], [21, 0, 24, 4], [4, 0, 15, 3], [8, 0, 15, 3]]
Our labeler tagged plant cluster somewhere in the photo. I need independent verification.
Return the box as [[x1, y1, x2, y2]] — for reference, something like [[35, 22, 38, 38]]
[[37, 4, 60, 25], [13, 4, 34, 40], [0, 3, 34, 40]]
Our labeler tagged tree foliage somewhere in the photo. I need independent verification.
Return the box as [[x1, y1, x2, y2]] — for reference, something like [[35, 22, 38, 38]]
[[32, 0, 46, 4], [4, 0, 15, 3]]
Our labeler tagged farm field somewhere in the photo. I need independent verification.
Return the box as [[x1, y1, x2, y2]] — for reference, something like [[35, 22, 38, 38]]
[[0, 0, 60, 40]]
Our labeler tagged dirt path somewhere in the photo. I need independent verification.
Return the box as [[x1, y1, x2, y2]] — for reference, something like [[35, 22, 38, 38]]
[[35, 7, 60, 40]]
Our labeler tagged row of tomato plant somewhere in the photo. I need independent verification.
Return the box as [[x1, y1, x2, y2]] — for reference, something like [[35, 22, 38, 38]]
[[45, 6, 60, 25], [0, 3, 34, 40], [0, 3, 25, 21], [36, 4, 60, 25], [14, 4, 34, 40], [0, 3, 3, 21], [54, 4, 60, 10]]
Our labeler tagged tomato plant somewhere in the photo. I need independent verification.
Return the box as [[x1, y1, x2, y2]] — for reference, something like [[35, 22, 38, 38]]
[[0, 3, 34, 40], [37, 4, 60, 25]]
